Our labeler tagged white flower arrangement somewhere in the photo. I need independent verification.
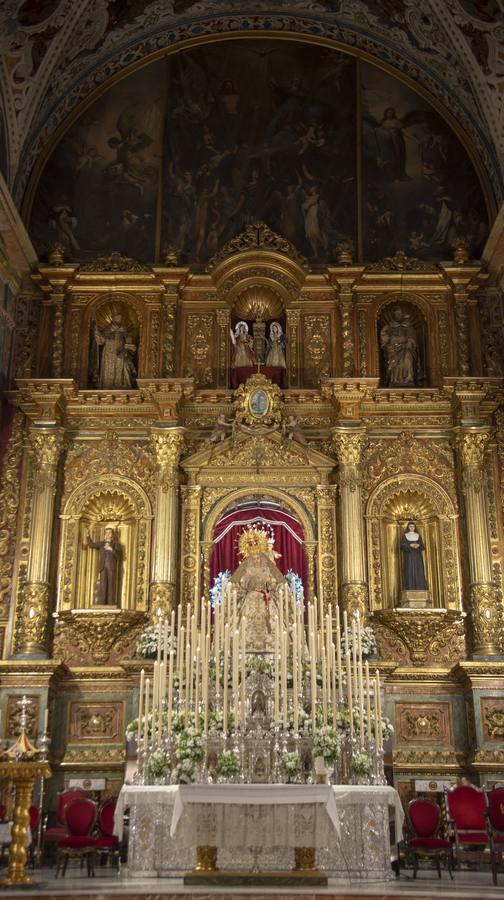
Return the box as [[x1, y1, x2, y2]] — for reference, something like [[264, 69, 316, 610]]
[[313, 726, 341, 763], [341, 624, 377, 658], [176, 727, 205, 764], [216, 750, 241, 780], [147, 749, 170, 779], [210, 570, 232, 608], [280, 751, 301, 780], [136, 623, 176, 660], [171, 757, 195, 784], [287, 707, 310, 732], [351, 751, 373, 777]]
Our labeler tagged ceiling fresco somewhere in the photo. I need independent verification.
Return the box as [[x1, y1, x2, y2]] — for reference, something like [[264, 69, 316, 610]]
[[28, 38, 490, 266]]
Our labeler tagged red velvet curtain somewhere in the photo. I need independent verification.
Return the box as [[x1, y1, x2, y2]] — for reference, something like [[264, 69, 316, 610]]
[[210, 504, 307, 591]]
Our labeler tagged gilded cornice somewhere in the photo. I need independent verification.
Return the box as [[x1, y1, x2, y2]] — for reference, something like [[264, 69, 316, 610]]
[[0, 660, 68, 688], [393, 750, 466, 773], [452, 661, 504, 688]]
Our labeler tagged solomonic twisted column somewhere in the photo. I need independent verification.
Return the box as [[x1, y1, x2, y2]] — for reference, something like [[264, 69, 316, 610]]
[[331, 428, 369, 620], [150, 427, 186, 618], [454, 429, 502, 656], [13, 428, 65, 657]]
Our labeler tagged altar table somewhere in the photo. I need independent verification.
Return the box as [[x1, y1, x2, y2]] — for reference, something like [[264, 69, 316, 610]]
[[115, 783, 404, 882]]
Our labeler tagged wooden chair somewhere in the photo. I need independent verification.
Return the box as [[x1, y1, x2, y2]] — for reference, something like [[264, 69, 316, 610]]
[[445, 783, 488, 868], [407, 797, 453, 879], [486, 786, 504, 885], [55, 797, 97, 878]]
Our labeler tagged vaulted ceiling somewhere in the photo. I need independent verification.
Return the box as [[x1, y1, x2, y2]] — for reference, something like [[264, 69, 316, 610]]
[[0, 0, 503, 208]]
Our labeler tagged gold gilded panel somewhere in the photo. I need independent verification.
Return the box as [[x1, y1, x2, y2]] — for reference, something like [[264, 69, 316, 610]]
[[396, 702, 452, 747], [302, 314, 331, 386], [481, 699, 504, 742], [68, 702, 123, 743], [184, 313, 215, 387]]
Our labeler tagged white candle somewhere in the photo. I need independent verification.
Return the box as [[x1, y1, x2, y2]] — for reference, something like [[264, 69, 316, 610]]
[[240, 620, 246, 729], [223, 624, 229, 734], [375, 668, 382, 750], [336, 605, 343, 700], [204, 632, 210, 734], [281, 629, 288, 728], [137, 669, 144, 746], [274, 617, 280, 724], [321, 644, 327, 725], [233, 629, 240, 726], [331, 643, 337, 727], [346, 652, 353, 738], [365, 661, 371, 743], [167, 651, 174, 732], [310, 630, 317, 732], [293, 617, 299, 733], [194, 647, 200, 721], [143, 677, 150, 751]]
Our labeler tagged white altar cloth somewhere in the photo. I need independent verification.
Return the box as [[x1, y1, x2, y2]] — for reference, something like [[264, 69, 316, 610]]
[[115, 783, 403, 881]]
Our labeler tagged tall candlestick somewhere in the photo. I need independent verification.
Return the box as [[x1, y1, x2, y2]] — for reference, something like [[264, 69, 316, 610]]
[[223, 624, 229, 734], [310, 630, 317, 732], [240, 619, 246, 729], [194, 647, 200, 720], [321, 645, 328, 725], [336, 605, 343, 700], [375, 668, 382, 750], [167, 651, 174, 732], [274, 617, 280, 724], [204, 632, 210, 734], [365, 660, 371, 743], [233, 629, 239, 726], [351, 618, 358, 705], [137, 669, 145, 746], [346, 651, 353, 739], [293, 617, 299, 733], [143, 677, 150, 752], [281, 629, 288, 727], [331, 643, 337, 727]]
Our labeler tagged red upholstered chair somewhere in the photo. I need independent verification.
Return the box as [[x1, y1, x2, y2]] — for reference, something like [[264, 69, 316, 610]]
[[407, 798, 453, 879], [55, 797, 97, 878], [94, 797, 120, 869], [43, 787, 87, 858], [486, 786, 504, 884], [445, 784, 488, 866]]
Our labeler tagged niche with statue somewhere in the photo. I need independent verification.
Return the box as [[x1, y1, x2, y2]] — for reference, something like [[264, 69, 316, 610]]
[[88, 299, 139, 389], [366, 479, 461, 612], [57, 478, 152, 613], [378, 301, 428, 388]]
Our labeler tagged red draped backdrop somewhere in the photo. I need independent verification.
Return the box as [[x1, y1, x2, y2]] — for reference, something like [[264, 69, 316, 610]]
[[210, 504, 307, 593]]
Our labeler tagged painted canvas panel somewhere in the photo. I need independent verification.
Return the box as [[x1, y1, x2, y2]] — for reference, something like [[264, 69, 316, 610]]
[[361, 63, 489, 261], [160, 40, 357, 264], [29, 59, 166, 262]]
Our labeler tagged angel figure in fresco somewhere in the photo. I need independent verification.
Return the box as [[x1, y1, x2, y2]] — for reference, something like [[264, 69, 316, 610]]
[[86, 527, 121, 605], [207, 412, 234, 444], [265, 321, 287, 368], [230, 321, 256, 368], [92, 312, 137, 389]]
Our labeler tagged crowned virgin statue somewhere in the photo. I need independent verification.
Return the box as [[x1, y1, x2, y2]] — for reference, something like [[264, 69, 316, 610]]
[[230, 526, 286, 653]]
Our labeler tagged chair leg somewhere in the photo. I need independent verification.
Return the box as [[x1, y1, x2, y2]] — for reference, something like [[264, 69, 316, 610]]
[[62, 852, 69, 877], [435, 855, 441, 879], [413, 852, 418, 878], [447, 850, 453, 880], [491, 850, 497, 886], [55, 853, 60, 879]]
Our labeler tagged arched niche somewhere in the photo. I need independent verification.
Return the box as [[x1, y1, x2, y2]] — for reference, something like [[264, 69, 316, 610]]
[[86, 296, 140, 389], [366, 475, 461, 611], [377, 299, 429, 388], [58, 476, 152, 612]]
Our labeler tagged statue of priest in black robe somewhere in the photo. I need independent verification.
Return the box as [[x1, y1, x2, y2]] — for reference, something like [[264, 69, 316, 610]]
[[400, 521, 428, 591]]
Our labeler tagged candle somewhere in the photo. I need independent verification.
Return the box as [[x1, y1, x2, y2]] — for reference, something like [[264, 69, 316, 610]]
[[204, 632, 210, 734], [321, 645, 327, 725], [281, 629, 288, 728], [156, 616, 162, 666], [240, 619, 246, 729], [43, 707, 49, 735], [137, 669, 144, 746], [375, 668, 382, 750], [351, 618, 358, 706], [292, 617, 299, 733], [185, 640, 191, 719], [336, 605, 343, 700], [365, 661, 371, 743], [223, 623, 229, 735], [167, 651, 174, 732], [163, 618, 168, 672], [274, 617, 280, 724], [143, 677, 150, 752], [233, 629, 240, 727], [331, 643, 337, 726], [310, 630, 317, 732], [194, 646, 200, 720], [346, 652, 353, 738]]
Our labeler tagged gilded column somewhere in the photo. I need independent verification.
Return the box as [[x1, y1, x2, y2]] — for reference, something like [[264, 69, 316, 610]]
[[304, 540, 317, 603], [286, 309, 301, 387], [454, 297, 470, 376], [216, 309, 230, 388], [201, 541, 213, 601], [13, 428, 65, 657], [331, 428, 368, 620], [454, 429, 502, 655], [51, 292, 64, 378], [316, 486, 338, 608], [149, 427, 186, 617], [180, 485, 202, 606], [162, 289, 177, 377]]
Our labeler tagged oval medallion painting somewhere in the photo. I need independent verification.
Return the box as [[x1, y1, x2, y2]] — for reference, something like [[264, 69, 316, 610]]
[[249, 389, 269, 418]]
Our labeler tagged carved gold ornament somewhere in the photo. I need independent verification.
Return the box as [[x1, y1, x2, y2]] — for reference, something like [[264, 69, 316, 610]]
[[233, 374, 283, 432]]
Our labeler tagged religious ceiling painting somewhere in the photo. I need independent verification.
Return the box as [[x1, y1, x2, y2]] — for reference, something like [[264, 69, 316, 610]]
[[27, 37, 490, 265], [28, 58, 166, 262], [361, 62, 489, 261]]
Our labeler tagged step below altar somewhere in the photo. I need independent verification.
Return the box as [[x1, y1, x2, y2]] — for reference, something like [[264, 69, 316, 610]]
[[115, 783, 404, 882]]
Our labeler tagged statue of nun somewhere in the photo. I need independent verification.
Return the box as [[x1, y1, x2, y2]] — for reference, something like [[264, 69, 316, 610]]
[[400, 521, 428, 591]]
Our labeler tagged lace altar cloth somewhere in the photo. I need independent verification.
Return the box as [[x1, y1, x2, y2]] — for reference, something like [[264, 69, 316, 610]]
[[115, 784, 403, 881]]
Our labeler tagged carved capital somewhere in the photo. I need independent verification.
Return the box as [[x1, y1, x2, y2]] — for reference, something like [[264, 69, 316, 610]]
[[150, 428, 186, 483], [470, 583, 503, 656], [454, 430, 491, 494], [341, 582, 368, 621], [373, 610, 466, 667], [149, 582, 176, 619], [13, 582, 51, 656], [54, 610, 145, 664], [332, 429, 367, 468], [28, 428, 65, 490]]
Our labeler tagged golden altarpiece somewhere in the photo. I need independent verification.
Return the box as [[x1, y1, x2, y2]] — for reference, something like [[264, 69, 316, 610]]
[[0, 224, 503, 813]]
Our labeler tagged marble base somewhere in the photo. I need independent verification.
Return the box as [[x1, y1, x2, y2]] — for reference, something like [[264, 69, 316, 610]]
[[184, 869, 328, 886]]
